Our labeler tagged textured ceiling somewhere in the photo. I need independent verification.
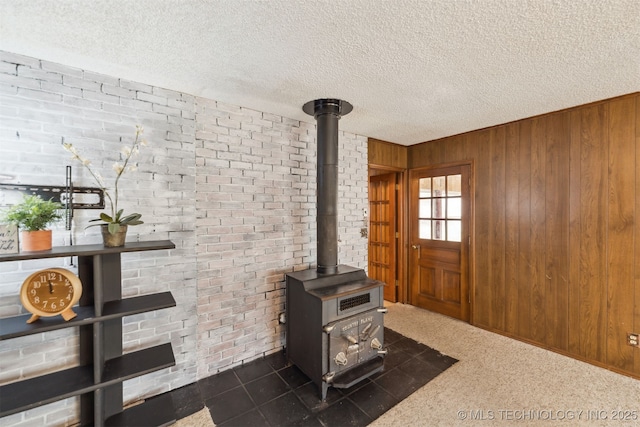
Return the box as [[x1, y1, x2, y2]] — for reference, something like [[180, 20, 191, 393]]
[[1, 0, 638, 145]]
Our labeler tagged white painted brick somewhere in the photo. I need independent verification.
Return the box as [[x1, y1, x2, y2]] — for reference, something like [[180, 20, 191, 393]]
[[82, 88, 120, 104], [120, 79, 152, 93], [40, 81, 83, 97], [17, 65, 62, 83], [137, 91, 168, 105], [40, 60, 83, 77], [0, 51, 40, 68], [101, 82, 135, 98], [0, 72, 42, 90], [62, 94, 102, 110], [83, 70, 119, 86], [1, 50, 369, 425], [152, 86, 183, 101], [62, 75, 100, 91], [0, 82, 18, 95], [0, 60, 18, 74]]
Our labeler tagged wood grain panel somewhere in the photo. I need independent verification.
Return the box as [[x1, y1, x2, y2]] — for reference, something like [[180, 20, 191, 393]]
[[442, 270, 461, 303], [420, 267, 436, 296], [420, 247, 460, 265], [444, 135, 466, 162], [405, 92, 639, 378], [636, 94, 640, 375], [369, 173, 398, 302], [409, 141, 439, 169], [529, 116, 547, 345], [544, 112, 570, 351], [567, 108, 582, 356], [489, 126, 506, 331], [505, 123, 519, 335], [573, 104, 608, 362], [606, 96, 636, 372], [472, 130, 492, 328], [368, 138, 407, 169], [517, 120, 533, 340]]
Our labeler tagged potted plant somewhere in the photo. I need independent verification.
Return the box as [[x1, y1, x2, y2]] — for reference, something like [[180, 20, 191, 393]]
[[62, 125, 146, 247], [1, 194, 63, 251]]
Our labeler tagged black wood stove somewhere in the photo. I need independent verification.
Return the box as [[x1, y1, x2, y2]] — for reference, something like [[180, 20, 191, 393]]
[[286, 99, 387, 400]]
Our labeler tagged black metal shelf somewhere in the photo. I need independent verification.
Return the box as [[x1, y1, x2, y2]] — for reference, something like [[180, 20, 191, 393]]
[[0, 240, 175, 262], [105, 393, 175, 427], [0, 292, 176, 340], [0, 240, 177, 425], [0, 343, 175, 417]]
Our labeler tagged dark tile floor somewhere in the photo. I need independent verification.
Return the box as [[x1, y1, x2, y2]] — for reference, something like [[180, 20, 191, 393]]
[[169, 328, 457, 427]]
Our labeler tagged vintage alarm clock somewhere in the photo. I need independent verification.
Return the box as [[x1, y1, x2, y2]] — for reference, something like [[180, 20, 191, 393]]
[[20, 268, 83, 324]]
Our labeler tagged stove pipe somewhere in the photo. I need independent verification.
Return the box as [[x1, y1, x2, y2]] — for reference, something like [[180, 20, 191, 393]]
[[303, 99, 353, 275]]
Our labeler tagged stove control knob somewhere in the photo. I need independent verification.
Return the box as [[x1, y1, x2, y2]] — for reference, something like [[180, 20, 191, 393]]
[[371, 337, 382, 350], [334, 352, 348, 366], [345, 335, 358, 344]]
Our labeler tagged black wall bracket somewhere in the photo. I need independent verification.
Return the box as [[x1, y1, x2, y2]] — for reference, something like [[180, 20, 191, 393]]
[[0, 166, 104, 231]]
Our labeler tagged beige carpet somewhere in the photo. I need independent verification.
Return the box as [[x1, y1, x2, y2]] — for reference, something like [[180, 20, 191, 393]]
[[173, 408, 215, 427], [177, 303, 640, 426]]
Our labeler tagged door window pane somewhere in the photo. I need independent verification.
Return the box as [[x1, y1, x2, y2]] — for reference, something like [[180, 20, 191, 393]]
[[447, 174, 461, 196], [418, 174, 462, 242], [419, 178, 431, 197], [433, 220, 446, 240], [419, 220, 432, 239], [417, 173, 464, 243], [448, 220, 461, 242], [419, 199, 431, 218], [432, 198, 445, 219], [447, 197, 461, 219], [433, 176, 445, 196]]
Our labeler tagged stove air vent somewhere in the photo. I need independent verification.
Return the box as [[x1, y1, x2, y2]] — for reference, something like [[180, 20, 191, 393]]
[[339, 293, 371, 312]]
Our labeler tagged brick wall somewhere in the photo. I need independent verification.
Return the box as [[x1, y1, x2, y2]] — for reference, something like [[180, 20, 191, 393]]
[[194, 99, 369, 377], [0, 50, 369, 425]]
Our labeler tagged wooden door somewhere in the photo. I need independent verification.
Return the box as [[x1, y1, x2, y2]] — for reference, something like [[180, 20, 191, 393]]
[[409, 164, 471, 321], [369, 173, 397, 302]]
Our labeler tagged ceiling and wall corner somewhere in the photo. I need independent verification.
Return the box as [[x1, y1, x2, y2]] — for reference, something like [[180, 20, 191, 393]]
[[1, 0, 638, 146]]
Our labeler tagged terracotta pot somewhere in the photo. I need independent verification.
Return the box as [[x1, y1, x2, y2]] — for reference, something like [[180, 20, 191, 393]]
[[21, 230, 52, 252], [101, 224, 128, 247]]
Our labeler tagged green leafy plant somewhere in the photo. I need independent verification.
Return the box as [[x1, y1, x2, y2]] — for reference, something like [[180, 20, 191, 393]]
[[62, 125, 146, 234], [1, 195, 63, 231]]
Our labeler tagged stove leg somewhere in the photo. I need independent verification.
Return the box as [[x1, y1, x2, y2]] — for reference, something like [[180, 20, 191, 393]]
[[321, 383, 329, 401]]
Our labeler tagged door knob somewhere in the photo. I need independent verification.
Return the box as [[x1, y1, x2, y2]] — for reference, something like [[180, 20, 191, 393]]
[[412, 244, 420, 249]]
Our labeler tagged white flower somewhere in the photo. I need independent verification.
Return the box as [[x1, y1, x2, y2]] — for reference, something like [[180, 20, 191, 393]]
[[112, 162, 124, 174], [62, 125, 147, 234]]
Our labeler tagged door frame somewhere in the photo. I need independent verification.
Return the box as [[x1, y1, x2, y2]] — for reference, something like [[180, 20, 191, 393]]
[[407, 160, 475, 323], [369, 164, 407, 304]]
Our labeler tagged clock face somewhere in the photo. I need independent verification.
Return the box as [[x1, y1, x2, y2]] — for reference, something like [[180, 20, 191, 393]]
[[21, 268, 81, 316]]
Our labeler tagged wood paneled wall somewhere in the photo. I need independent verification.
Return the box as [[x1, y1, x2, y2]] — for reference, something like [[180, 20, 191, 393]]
[[408, 93, 640, 378], [369, 138, 408, 170]]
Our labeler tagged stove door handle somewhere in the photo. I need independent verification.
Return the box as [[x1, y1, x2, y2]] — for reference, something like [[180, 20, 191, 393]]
[[377, 308, 388, 314]]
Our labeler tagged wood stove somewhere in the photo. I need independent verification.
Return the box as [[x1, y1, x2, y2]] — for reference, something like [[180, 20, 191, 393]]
[[285, 99, 387, 400]]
